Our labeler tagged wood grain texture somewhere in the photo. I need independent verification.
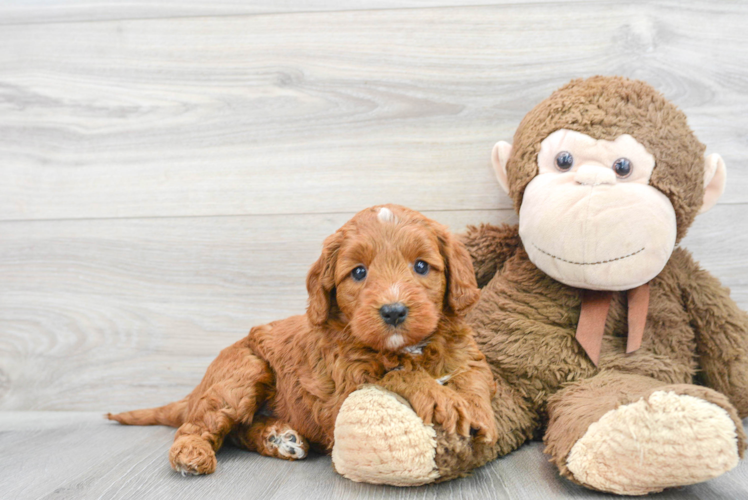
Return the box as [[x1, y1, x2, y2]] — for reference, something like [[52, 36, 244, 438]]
[[0, 205, 745, 412], [1, 412, 747, 500], [0, 0, 594, 25], [1, 0, 747, 222], [1, 1, 748, 497]]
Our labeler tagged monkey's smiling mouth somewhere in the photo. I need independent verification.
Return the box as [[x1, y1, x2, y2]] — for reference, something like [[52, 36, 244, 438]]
[[531, 243, 645, 266]]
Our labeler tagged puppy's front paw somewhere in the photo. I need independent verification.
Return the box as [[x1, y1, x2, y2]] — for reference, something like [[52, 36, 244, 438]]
[[464, 396, 498, 444], [169, 435, 217, 476], [409, 386, 470, 437]]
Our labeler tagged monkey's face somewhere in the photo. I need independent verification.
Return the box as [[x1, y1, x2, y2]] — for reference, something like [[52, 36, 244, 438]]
[[519, 129, 677, 290], [491, 77, 727, 291]]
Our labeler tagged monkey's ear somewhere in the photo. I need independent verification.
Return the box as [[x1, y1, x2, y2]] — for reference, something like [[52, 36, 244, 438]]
[[306, 231, 343, 326], [699, 153, 727, 214], [491, 141, 512, 194]]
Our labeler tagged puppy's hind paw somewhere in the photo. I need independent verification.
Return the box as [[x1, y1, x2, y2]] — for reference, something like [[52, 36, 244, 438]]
[[266, 428, 309, 460], [169, 435, 217, 476]]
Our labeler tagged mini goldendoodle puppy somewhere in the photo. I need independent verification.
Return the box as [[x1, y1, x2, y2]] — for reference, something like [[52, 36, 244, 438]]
[[108, 204, 498, 475]]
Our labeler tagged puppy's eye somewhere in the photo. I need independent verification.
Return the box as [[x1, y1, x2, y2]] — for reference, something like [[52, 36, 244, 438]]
[[351, 266, 367, 281], [414, 260, 429, 276], [555, 151, 574, 171], [613, 157, 632, 178]]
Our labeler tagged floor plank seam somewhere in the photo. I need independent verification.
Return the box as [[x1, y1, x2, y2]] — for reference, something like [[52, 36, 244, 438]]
[[0, 207, 521, 225], [0, 0, 634, 28]]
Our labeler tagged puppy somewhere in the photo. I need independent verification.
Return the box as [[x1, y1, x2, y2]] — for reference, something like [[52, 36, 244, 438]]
[[108, 204, 498, 475]]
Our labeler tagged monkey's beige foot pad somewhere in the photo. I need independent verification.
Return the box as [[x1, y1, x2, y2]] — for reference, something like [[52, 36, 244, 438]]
[[566, 390, 740, 496], [332, 385, 439, 486]]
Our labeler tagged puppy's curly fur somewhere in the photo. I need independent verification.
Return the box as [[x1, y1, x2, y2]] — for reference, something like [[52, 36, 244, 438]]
[[108, 205, 497, 475]]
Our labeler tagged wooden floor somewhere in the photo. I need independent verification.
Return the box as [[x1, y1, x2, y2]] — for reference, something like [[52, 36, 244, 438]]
[[2, 412, 748, 500], [1, 0, 748, 498]]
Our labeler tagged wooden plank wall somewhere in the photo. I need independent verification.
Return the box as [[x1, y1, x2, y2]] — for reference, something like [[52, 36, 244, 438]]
[[1, 0, 747, 412]]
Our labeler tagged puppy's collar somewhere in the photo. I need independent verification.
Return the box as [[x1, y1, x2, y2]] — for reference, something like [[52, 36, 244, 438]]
[[401, 339, 430, 356]]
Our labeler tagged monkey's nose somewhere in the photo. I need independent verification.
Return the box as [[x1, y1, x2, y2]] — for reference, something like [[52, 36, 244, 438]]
[[574, 165, 616, 186], [380, 303, 408, 327]]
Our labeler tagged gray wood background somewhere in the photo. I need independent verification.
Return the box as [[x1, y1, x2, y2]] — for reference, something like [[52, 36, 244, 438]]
[[1, 0, 747, 498]]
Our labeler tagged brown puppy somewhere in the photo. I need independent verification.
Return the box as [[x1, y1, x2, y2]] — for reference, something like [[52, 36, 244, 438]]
[[108, 204, 498, 475]]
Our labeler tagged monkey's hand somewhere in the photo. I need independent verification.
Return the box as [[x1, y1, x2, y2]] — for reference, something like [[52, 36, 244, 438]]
[[677, 249, 748, 418]]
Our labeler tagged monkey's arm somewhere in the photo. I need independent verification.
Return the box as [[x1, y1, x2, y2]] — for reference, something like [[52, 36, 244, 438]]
[[676, 249, 748, 418], [459, 223, 521, 288]]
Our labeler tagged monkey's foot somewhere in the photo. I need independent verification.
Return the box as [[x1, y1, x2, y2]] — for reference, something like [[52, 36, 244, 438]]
[[169, 435, 217, 476], [566, 390, 740, 495], [332, 385, 439, 486]]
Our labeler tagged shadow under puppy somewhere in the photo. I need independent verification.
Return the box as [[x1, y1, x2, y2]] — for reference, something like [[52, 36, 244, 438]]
[[108, 204, 498, 475]]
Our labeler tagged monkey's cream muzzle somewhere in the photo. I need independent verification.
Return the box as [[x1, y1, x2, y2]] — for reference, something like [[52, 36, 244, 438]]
[[573, 164, 616, 186], [516, 129, 676, 291], [519, 172, 677, 291]]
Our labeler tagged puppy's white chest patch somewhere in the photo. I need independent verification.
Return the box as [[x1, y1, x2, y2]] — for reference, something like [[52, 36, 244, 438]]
[[386, 333, 405, 350]]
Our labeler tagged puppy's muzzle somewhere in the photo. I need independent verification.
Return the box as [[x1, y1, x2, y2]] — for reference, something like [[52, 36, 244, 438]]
[[380, 303, 408, 327]]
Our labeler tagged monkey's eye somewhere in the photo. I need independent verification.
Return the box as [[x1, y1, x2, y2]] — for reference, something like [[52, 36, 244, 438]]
[[414, 260, 430, 276], [613, 158, 632, 178], [351, 266, 367, 281], [555, 151, 574, 171]]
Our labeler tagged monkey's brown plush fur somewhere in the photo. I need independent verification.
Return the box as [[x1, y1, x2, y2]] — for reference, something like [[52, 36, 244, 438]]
[[458, 77, 748, 493], [332, 77, 748, 494], [464, 224, 748, 474]]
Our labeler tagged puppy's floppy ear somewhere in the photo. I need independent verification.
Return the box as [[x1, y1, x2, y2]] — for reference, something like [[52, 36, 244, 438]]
[[437, 225, 480, 315], [306, 230, 343, 326]]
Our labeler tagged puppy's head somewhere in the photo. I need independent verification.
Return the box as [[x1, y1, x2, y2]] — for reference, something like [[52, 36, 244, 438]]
[[306, 205, 479, 351]]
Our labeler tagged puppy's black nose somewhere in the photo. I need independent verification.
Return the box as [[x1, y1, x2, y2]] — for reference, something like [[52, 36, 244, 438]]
[[380, 303, 408, 326]]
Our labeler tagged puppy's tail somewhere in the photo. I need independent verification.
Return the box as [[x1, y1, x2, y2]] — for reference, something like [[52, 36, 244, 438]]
[[106, 398, 188, 428]]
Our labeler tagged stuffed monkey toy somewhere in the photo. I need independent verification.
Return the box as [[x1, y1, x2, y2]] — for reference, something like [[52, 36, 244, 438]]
[[331, 76, 748, 495]]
